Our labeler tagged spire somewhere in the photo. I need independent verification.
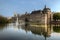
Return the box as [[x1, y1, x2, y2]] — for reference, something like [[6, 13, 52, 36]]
[[43, 5, 47, 11], [45, 5, 46, 9]]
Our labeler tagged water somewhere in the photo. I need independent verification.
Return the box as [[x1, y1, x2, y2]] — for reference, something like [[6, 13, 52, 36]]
[[0, 23, 60, 40]]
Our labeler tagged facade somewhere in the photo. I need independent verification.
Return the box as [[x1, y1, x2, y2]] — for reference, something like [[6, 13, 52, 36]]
[[28, 5, 52, 25], [14, 5, 52, 25]]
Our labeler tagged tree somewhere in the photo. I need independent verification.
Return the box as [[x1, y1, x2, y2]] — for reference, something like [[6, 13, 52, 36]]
[[53, 12, 60, 21], [0, 16, 8, 24]]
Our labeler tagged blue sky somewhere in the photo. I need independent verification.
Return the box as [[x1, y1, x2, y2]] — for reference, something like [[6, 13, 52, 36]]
[[0, 0, 60, 17]]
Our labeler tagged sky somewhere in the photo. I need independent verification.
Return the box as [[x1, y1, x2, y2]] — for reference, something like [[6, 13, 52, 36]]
[[0, 0, 60, 17]]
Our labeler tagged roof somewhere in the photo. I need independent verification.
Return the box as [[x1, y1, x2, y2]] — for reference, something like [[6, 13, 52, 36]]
[[31, 10, 42, 14], [43, 5, 50, 11]]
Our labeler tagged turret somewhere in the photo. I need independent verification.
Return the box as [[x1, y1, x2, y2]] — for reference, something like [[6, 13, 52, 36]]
[[43, 5, 51, 24], [43, 5, 51, 14]]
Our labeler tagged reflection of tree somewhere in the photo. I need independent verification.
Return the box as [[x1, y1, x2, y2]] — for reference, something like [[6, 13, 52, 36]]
[[53, 26, 60, 33], [21, 25, 30, 32], [0, 24, 7, 29], [25, 18, 29, 26]]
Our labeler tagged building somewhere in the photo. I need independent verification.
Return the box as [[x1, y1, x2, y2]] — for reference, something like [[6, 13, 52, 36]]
[[25, 5, 52, 25], [15, 5, 52, 25]]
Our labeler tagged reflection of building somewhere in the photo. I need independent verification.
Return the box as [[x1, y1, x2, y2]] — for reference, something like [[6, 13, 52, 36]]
[[30, 25, 51, 37], [21, 25, 51, 40], [19, 5, 52, 25]]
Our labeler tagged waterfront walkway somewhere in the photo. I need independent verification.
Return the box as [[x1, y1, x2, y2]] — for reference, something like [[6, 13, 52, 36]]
[[51, 21, 60, 24]]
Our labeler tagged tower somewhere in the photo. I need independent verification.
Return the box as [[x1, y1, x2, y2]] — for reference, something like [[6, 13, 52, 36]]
[[43, 5, 51, 24]]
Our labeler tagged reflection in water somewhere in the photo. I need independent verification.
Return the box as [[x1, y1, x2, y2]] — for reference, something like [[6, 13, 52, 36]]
[[0, 24, 7, 30], [0, 23, 60, 40], [21, 25, 51, 40], [53, 26, 60, 33]]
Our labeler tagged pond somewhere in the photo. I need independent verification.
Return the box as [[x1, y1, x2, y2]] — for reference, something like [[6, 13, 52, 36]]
[[0, 23, 60, 40]]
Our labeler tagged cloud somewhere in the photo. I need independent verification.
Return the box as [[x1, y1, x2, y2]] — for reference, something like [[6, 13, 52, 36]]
[[46, 0, 48, 1], [19, 1, 41, 6], [43, 0, 48, 2], [31, 1, 41, 5], [44, 0, 48, 1], [20, 1, 26, 4]]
